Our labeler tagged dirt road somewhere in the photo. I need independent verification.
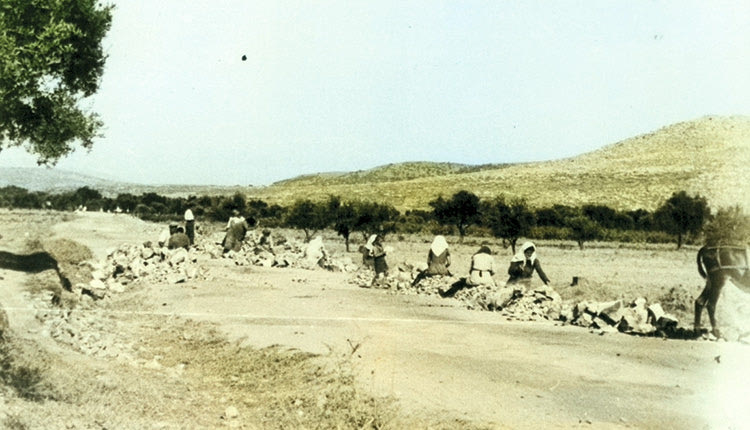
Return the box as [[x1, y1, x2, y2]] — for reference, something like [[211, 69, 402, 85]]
[[53, 212, 750, 429]]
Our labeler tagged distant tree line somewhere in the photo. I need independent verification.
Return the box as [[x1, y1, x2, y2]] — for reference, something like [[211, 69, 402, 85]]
[[1, 185, 744, 250]]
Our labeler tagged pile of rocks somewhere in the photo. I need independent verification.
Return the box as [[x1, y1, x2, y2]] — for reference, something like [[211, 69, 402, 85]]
[[348, 262, 423, 291], [80, 242, 207, 299], [34, 292, 129, 357], [347, 264, 565, 322], [207, 233, 360, 273], [454, 283, 564, 322], [560, 297, 680, 336]]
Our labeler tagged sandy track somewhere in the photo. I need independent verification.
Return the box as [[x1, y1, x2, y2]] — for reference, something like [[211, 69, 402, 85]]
[[51, 212, 750, 429]]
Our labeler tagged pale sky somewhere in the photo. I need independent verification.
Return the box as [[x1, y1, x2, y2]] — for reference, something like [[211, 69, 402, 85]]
[[2, 1, 750, 186]]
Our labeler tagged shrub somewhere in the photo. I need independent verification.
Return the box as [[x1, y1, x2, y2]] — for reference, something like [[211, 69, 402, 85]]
[[529, 226, 571, 240], [703, 205, 750, 246]]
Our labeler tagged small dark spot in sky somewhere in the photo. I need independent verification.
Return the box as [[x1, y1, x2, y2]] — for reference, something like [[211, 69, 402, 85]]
[[241, 55, 247, 61]]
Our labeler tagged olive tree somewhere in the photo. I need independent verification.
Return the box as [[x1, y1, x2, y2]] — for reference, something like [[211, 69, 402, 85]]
[[482, 196, 535, 253], [567, 216, 601, 250], [1, 0, 113, 163], [284, 199, 329, 242], [429, 190, 481, 243], [654, 191, 710, 249]]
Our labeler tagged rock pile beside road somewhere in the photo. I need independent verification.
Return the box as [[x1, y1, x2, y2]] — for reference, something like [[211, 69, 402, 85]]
[[561, 297, 682, 336], [207, 232, 360, 273], [79, 242, 207, 299]]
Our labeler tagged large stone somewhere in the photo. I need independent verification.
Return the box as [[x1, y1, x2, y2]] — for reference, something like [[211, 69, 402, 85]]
[[488, 288, 516, 310], [141, 247, 155, 260], [592, 316, 618, 332], [114, 253, 130, 268], [108, 281, 125, 293], [647, 303, 666, 324], [576, 312, 594, 327], [167, 273, 187, 284], [618, 308, 655, 334], [597, 300, 624, 325], [273, 257, 290, 268], [89, 279, 107, 290], [169, 248, 188, 266], [656, 314, 679, 330]]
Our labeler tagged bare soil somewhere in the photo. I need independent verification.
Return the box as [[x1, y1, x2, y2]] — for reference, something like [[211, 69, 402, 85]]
[[3, 211, 750, 429]]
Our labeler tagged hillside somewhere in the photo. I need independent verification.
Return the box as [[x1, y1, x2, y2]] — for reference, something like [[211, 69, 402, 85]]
[[273, 162, 509, 187], [0, 167, 249, 198], [246, 116, 750, 211], [1, 116, 747, 212]]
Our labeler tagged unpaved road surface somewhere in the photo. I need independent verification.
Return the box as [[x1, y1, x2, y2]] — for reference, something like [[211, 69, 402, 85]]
[[49, 212, 750, 429]]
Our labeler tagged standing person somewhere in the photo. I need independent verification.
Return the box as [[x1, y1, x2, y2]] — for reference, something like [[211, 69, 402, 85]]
[[506, 241, 550, 286], [467, 245, 497, 287], [184, 208, 195, 246], [412, 235, 451, 286], [366, 234, 388, 286]]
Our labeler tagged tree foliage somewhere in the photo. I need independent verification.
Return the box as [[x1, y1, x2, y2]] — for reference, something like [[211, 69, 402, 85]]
[[702, 206, 750, 247], [653, 191, 710, 249], [429, 190, 481, 243], [284, 199, 329, 242], [482, 196, 535, 253], [327, 196, 355, 251], [352, 201, 399, 239], [0, 0, 113, 163], [567, 216, 602, 250]]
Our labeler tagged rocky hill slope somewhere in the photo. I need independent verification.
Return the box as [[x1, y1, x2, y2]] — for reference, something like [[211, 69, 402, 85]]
[[247, 116, 750, 211]]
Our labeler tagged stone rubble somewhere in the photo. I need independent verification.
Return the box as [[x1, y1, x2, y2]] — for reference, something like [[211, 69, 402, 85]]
[[209, 231, 360, 273], [346, 261, 686, 335], [561, 297, 682, 336], [76, 241, 209, 301]]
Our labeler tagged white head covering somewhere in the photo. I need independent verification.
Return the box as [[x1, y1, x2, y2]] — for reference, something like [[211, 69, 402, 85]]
[[184, 209, 194, 221], [430, 235, 449, 255], [511, 241, 537, 264], [365, 234, 378, 252]]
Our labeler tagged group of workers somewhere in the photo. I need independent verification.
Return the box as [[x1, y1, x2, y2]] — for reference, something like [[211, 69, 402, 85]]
[[361, 233, 550, 289], [158, 210, 549, 289], [157, 209, 195, 250], [404, 235, 550, 290]]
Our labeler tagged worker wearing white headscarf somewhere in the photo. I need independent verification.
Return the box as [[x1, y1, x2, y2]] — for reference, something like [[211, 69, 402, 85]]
[[412, 235, 452, 286], [303, 235, 328, 268], [184, 209, 195, 245], [427, 235, 451, 275], [507, 241, 550, 286]]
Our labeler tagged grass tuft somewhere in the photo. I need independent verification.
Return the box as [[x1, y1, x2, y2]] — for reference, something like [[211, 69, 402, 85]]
[[0, 340, 57, 402]]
